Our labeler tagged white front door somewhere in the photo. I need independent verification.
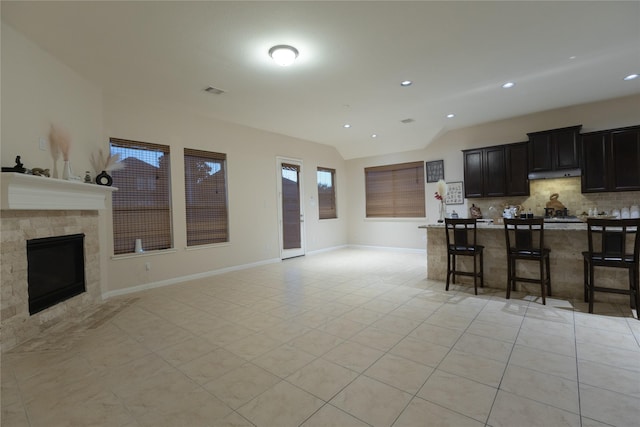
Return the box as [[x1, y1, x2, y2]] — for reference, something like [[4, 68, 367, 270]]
[[276, 157, 305, 259]]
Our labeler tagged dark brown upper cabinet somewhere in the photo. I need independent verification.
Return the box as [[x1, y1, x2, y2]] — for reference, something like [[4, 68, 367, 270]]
[[505, 142, 530, 196], [528, 125, 582, 172], [582, 125, 640, 193], [463, 142, 529, 198], [463, 149, 484, 198]]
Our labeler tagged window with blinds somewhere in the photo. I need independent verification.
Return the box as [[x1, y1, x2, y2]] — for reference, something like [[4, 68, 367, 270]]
[[110, 138, 172, 255], [184, 148, 229, 246], [317, 167, 337, 219], [365, 161, 426, 218]]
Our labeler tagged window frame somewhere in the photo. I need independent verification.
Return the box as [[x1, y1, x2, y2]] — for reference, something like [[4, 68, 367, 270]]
[[317, 166, 337, 220]]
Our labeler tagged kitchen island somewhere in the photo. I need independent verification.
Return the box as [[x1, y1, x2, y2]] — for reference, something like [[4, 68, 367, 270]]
[[422, 221, 630, 303]]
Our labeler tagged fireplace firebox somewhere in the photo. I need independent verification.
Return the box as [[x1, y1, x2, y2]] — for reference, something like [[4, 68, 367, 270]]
[[27, 233, 86, 315]]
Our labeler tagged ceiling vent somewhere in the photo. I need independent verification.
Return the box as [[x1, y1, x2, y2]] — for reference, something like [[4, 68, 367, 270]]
[[204, 86, 225, 95], [400, 118, 415, 124]]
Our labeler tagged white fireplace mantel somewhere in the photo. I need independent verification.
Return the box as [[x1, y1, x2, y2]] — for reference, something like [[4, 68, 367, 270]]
[[1, 172, 117, 210]]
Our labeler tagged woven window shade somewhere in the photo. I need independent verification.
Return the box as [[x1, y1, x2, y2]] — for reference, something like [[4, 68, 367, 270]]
[[184, 148, 229, 246], [317, 167, 337, 219], [365, 161, 426, 218], [110, 138, 172, 255]]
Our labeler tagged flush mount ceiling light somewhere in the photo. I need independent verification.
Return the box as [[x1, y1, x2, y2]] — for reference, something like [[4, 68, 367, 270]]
[[371, 134, 378, 138], [343, 124, 351, 128], [624, 73, 639, 81], [400, 80, 413, 87], [446, 113, 455, 119], [502, 82, 515, 89], [268, 45, 299, 66]]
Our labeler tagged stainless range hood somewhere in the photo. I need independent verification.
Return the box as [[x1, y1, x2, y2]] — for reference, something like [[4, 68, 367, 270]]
[[527, 168, 582, 180]]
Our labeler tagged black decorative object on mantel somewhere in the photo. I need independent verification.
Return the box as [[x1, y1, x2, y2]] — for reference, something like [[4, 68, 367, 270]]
[[1, 156, 27, 173], [95, 171, 113, 186]]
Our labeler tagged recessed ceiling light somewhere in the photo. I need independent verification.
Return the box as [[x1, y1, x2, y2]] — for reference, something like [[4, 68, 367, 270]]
[[446, 113, 455, 119], [400, 80, 413, 87], [343, 124, 351, 128], [502, 82, 515, 89], [569, 56, 577, 60], [623, 73, 639, 81], [371, 134, 378, 138], [268, 45, 299, 66]]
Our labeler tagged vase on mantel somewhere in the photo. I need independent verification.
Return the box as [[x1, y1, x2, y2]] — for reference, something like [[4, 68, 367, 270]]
[[95, 170, 113, 186], [62, 160, 72, 180]]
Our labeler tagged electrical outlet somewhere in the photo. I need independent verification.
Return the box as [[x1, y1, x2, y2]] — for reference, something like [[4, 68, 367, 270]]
[[39, 138, 47, 151]]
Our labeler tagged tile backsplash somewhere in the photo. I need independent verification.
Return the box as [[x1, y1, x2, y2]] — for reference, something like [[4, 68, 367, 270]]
[[469, 177, 639, 218]]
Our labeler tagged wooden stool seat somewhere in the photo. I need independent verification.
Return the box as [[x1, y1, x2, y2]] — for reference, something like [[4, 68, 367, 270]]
[[504, 218, 551, 305], [445, 218, 484, 295], [583, 218, 640, 318]]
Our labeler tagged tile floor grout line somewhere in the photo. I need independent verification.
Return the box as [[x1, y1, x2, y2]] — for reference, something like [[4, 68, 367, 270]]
[[482, 296, 530, 426], [386, 288, 494, 427], [5, 248, 639, 426], [572, 304, 585, 427]]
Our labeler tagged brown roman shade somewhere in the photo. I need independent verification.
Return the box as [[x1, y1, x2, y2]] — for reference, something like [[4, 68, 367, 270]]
[[184, 148, 229, 246], [365, 161, 426, 218], [110, 138, 172, 255]]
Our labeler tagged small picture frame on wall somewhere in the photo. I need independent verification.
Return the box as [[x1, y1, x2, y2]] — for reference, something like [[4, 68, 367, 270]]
[[426, 160, 444, 183], [445, 181, 464, 205]]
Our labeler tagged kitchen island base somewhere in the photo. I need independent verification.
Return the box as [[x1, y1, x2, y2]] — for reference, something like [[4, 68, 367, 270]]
[[425, 224, 634, 306]]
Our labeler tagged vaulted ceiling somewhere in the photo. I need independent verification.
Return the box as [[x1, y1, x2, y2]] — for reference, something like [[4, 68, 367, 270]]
[[2, 1, 639, 159]]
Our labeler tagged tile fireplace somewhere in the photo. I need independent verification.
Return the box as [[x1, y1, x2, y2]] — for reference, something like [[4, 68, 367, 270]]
[[1, 173, 115, 351]]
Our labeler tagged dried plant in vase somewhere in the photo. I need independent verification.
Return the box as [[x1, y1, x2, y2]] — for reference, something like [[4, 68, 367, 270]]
[[48, 124, 72, 179], [434, 179, 448, 222], [90, 148, 124, 186]]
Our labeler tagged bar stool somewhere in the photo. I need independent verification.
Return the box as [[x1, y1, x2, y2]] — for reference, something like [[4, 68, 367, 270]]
[[504, 218, 551, 304], [583, 218, 640, 318], [444, 218, 484, 295]]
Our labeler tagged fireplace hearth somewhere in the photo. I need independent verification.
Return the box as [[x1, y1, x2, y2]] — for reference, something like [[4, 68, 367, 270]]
[[27, 233, 86, 315]]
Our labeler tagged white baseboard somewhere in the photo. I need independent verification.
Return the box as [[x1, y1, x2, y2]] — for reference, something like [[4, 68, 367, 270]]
[[102, 245, 424, 299], [305, 244, 348, 256], [346, 244, 426, 254], [102, 257, 281, 299]]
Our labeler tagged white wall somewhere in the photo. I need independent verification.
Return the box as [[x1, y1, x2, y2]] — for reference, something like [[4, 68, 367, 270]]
[[3, 19, 639, 291], [102, 95, 347, 292], [1, 22, 347, 296], [1, 22, 113, 295], [1, 23, 103, 181], [346, 94, 640, 249]]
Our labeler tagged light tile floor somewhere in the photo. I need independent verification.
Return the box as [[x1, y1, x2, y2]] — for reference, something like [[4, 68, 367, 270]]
[[2, 248, 639, 427]]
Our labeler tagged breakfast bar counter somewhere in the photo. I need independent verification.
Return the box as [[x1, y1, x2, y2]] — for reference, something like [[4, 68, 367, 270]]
[[421, 221, 630, 303]]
